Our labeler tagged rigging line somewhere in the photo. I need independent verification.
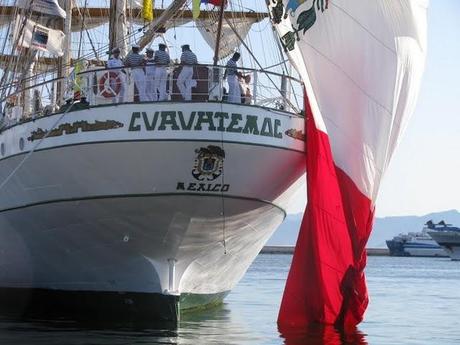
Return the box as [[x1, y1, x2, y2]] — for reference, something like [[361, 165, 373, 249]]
[[218, 99, 226, 254], [0, 21, 153, 96], [270, 27, 300, 110], [224, 17, 300, 114], [76, 0, 88, 59], [85, 25, 100, 61], [2, 7, 35, 99], [0, 3, 45, 97], [263, 59, 289, 70], [0, 100, 76, 192]]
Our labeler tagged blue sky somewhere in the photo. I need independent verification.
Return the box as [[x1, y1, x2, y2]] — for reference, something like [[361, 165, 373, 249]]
[[375, 0, 460, 217]]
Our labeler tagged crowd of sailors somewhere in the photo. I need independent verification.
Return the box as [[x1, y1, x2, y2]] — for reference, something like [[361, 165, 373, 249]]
[[106, 43, 251, 104], [0, 44, 253, 124]]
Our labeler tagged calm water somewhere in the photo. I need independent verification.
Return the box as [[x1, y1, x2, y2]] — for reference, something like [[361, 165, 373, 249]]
[[0, 255, 459, 344]]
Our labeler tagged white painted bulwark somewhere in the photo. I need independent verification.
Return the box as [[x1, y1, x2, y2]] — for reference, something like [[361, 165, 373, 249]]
[[0, 102, 305, 317]]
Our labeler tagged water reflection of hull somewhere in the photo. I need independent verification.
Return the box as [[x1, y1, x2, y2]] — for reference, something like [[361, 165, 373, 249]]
[[0, 103, 305, 320]]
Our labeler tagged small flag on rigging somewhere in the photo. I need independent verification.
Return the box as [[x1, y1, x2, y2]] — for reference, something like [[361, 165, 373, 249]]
[[143, 0, 154, 22], [201, 0, 227, 6], [193, 0, 201, 19], [14, 19, 65, 56]]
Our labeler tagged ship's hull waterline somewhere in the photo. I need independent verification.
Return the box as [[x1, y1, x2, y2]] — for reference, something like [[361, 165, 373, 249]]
[[0, 102, 305, 320]]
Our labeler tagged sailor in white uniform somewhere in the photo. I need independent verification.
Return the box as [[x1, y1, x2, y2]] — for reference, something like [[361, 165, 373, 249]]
[[153, 43, 170, 101], [177, 44, 197, 101], [106, 47, 125, 103], [145, 47, 156, 101], [124, 44, 147, 102], [224, 52, 243, 103]]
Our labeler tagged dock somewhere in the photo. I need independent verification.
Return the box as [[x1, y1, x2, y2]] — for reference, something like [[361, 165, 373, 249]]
[[260, 246, 389, 256]]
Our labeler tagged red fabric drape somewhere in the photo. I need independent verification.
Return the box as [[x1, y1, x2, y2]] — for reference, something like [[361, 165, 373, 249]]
[[278, 93, 375, 331]]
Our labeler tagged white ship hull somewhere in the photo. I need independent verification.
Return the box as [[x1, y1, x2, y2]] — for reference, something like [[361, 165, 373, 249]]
[[0, 102, 305, 320], [403, 246, 447, 257]]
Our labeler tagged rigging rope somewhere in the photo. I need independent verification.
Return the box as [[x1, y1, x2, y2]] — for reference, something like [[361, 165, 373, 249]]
[[0, 100, 76, 192]]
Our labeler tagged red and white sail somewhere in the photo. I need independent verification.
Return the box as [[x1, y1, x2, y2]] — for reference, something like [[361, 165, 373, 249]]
[[269, 0, 428, 329]]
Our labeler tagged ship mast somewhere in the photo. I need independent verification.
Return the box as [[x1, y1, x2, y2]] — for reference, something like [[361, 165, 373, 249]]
[[109, 0, 128, 56], [58, 0, 72, 104], [212, 1, 225, 66]]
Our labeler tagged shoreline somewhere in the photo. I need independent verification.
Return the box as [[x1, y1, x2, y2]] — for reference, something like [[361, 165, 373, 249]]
[[260, 245, 389, 256]]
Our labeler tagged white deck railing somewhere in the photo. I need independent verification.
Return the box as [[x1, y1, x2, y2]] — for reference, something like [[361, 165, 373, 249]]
[[0, 64, 303, 129]]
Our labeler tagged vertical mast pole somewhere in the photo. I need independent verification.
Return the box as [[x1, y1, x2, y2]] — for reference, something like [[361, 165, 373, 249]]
[[212, 1, 225, 66], [109, 0, 128, 57], [59, 0, 72, 104]]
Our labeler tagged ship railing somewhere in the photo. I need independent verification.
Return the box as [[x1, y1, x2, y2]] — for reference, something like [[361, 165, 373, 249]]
[[0, 64, 304, 129]]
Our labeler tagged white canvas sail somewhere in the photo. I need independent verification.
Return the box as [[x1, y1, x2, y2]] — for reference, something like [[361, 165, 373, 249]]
[[197, 17, 258, 60]]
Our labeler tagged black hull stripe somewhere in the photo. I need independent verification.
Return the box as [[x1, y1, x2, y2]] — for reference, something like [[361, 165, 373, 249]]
[[0, 287, 179, 323], [0, 192, 287, 217], [0, 138, 305, 163]]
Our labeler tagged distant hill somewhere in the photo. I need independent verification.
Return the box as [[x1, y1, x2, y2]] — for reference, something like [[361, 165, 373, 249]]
[[267, 209, 460, 248]]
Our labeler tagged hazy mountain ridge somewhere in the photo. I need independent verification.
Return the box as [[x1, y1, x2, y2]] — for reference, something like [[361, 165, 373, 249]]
[[267, 209, 460, 248]]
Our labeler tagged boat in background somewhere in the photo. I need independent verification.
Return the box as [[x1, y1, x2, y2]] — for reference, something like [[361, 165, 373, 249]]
[[386, 221, 448, 257], [427, 221, 460, 261]]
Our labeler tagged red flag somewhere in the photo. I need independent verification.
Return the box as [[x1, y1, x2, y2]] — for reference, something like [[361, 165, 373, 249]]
[[201, 0, 226, 6], [271, 0, 428, 330], [278, 93, 374, 331]]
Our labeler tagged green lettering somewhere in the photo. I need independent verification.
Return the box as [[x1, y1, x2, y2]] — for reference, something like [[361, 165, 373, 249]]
[[194, 112, 216, 131], [158, 111, 180, 130], [227, 113, 243, 133], [187, 183, 197, 191], [211, 184, 221, 192], [214, 112, 229, 132], [129, 112, 141, 131], [176, 182, 185, 191], [178, 111, 196, 130], [142, 111, 159, 131], [260, 118, 274, 137], [197, 183, 206, 192], [221, 184, 230, 192], [274, 119, 282, 138], [242, 115, 260, 135]]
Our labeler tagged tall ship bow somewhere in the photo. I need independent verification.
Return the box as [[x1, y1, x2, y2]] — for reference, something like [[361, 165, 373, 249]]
[[0, 0, 305, 320]]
